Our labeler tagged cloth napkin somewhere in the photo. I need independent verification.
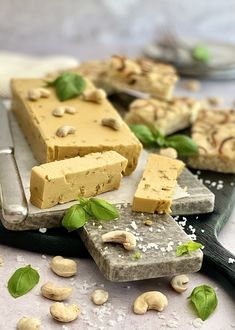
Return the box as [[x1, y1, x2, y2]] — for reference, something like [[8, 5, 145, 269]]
[[0, 52, 79, 99]]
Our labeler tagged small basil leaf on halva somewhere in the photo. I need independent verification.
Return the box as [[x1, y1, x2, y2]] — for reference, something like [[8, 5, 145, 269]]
[[89, 198, 119, 220], [188, 284, 218, 320], [8, 265, 40, 298], [46, 72, 86, 101]]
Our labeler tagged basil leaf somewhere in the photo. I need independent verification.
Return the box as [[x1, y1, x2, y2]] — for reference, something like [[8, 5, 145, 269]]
[[165, 134, 198, 156], [8, 265, 39, 298], [130, 124, 156, 147], [192, 44, 211, 63], [89, 198, 119, 220], [62, 204, 90, 231], [176, 241, 203, 256], [152, 128, 165, 147], [132, 251, 142, 261], [46, 72, 86, 101], [188, 285, 218, 320]]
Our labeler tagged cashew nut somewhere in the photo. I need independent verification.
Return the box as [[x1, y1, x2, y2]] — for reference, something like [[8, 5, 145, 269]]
[[160, 148, 178, 159], [143, 219, 153, 226], [17, 317, 41, 330], [52, 106, 76, 117], [101, 117, 122, 131], [170, 274, 189, 293], [50, 256, 77, 277], [56, 125, 76, 137], [102, 230, 136, 251], [41, 282, 73, 301], [38, 88, 50, 98], [28, 89, 41, 101], [50, 302, 80, 323], [82, 89, 107, 104], [28, 88, 50, 101], [91, 289, 109, 305], [133, 291, 168, 314]]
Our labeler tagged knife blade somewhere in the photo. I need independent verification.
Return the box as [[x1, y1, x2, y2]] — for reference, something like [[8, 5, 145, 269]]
[[0, 102, 28, 224]]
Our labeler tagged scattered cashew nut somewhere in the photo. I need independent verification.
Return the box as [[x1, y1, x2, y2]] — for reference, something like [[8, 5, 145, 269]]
[[17, 317, 41, 330], [101, 117, 122, 131], [102, 230, 136, 251], [50, 256, 77, 277], [50, 302, 80, 323], [52, 106, 76, 117], [133, 291, 168, 314], [41, 281, 73, 301], [82, 89, 107, 104], [56, 125, 76, 137], [170, 274, 189, 293], [28, 88, 50, 101], [91, 289, 109, 305], [160, 148, 178, 159]]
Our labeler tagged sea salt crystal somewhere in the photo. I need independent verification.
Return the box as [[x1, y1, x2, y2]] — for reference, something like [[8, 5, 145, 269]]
[[149, 227, 153, 232], [39, 227, 47, 233], [16, 255, 24, 262], [228, 257, 235, 264], [191, 318, 204, 328], [41, 255, 47, 259], [201, 229, 205, 233], [130, 221, 138, 230], [98, 225, 103, 229]]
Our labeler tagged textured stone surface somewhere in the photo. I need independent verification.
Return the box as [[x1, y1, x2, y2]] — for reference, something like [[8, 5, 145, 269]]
[[80, 205, 203, 282]]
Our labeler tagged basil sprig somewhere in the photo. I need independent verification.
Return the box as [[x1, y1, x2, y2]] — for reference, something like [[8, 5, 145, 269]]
[[176, 241, 203, 256], [46, 72, 86, 101], [188, 285, 218, 320], [130, 124, 198, 156], [8, 265, 40, 298], [62, 197, 119, 232]]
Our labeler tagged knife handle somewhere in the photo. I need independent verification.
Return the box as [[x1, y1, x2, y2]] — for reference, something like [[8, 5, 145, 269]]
[[0, 149, 27, 224]]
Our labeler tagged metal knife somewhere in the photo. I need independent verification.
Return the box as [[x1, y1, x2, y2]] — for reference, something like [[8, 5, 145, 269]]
[[0, 102, 27, 224]]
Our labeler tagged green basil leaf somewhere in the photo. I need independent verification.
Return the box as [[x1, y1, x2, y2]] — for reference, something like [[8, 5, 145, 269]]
[[46, 72, 86, 101], [62, 204, 90, 231], [152, 128, 166, 147], [165, 134, 198, 156], [89, 198, 119, 220], [8, 265, 40, 298], [188, 285, 218, 320], [192, 44, 211, 63], [176, 241, 203, 256], [132, 251, 142, 261], [130, 124, 156, 147]]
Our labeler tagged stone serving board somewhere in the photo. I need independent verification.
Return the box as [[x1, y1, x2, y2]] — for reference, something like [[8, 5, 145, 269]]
[[80, 205, 203, 281], [1, 112, 214, 231]]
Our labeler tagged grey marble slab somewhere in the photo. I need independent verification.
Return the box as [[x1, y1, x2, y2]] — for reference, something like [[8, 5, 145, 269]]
[[0, 111, 215, 230], [80, 205, 203, 282]]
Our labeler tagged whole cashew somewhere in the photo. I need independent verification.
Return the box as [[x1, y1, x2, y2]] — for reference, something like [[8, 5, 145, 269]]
[[17, 317, 41, 330], [82, 89, 107, 104], [41, 282, 73, 301], [50, 302, 80, 323], [50, 256, 77, 277], [160, 148, 178, 159], [133, 291, 168, 314], [56, 125, 76, 137], [91, 289, 109, 305], [102, 230, 136, 251], [170, 274, 189, 293], [28, 88, 50, 101]]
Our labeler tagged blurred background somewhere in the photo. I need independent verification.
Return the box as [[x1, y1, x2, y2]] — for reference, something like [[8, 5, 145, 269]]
[[1, 0, 235, 60]]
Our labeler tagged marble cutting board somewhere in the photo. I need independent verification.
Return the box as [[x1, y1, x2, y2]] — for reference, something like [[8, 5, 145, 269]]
[[1, 112, 215, 231]]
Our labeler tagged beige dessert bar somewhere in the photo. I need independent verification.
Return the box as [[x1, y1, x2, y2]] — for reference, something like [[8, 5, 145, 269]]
[[189, 109, 235, 173], [30, 151, 128, 209], [132, 154, 185, 214], [11, 78, 142, 175], [125, 96, 201, 136], [77, 55, 178, 100]]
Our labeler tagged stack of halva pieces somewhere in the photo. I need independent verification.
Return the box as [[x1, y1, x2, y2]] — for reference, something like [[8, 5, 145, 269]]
[[11, 55, 235, 215]]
